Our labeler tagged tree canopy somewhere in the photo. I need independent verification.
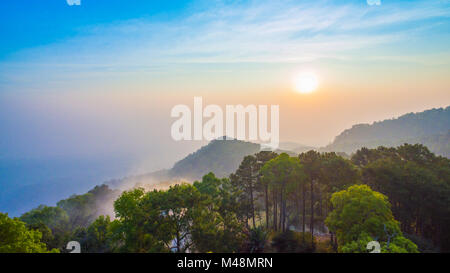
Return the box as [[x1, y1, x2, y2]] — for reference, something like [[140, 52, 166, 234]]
[[0, 213, 58, 253], [325, 185, 418, 253]]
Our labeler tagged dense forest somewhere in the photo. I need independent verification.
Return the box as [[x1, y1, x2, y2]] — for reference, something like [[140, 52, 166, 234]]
[[1, 143, 448, 253], [323, 107, 450, 157]]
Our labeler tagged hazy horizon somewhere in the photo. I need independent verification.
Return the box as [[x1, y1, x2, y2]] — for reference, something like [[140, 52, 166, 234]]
[[1, 0, 449, 216]]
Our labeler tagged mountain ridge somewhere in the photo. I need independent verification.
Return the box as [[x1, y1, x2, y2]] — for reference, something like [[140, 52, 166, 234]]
[[108, 106, 449, 190], [320, 106, 450, 157]]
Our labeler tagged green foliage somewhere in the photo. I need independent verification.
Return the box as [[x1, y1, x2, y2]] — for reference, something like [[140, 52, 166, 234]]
[[404, 233, 440, 253], [185, 173, 246, 253], [71, 215, 115, 253], [15, 184, 118, 252], [164, 183, 205, 252], [9, 141, 445, 254], [357, 144, 450, 251], [271, 231, 314, 253], [325, 185, 418, 253], [261, 153, 306, 231], [190, 205, 244, 252], [112, 173, 245, 253], [113, 188, 171, 252], [20, 205, 70, 250], [57, 184, 119, 229], [243, 226, 269, 253], [262, 154, 305, 190], [230, 155, 258, 226], [340, 232, 418, 253], [320, 152, 361, 192], [0, 212, 58, 253], [20, 205, 69, 230], [230, 151, 278, 230]]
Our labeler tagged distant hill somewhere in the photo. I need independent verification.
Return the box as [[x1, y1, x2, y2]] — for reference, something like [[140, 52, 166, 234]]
[[321, 106, 450, 157], [108, 138, 262, 189], [278, 142, 317, 154], [169, 138, 261, 180], [165, 137, 301, 180], [109, 106, 450, 190], [107, 137, 301, 190]]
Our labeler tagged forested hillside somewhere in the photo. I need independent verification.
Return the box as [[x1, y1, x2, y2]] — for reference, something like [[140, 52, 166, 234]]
[[108, 104, 450, 192], [2, 143, 448, 253], [106, 139, 262, 189], [1, 108, 449, 253], [169, 138, 261, 180], [322, 107, 450, 157]]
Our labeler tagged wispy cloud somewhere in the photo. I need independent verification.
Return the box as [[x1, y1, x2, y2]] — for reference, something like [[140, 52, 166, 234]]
[[1, 0, 449, 91], [66, 0, 81, 6]]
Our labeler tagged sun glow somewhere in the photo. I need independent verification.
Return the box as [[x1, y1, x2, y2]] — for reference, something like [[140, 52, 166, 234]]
[[294, 72, 319, 94]]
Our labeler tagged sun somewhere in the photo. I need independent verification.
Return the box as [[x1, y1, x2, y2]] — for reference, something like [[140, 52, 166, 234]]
[[294, 72, 319, 94]]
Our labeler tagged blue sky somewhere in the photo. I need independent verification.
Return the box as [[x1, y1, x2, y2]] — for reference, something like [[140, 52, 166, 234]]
[[0, 0, 449, 156], [1, 0, 449, 68], [1, 0, 449, 217], [0, 0, 190, 59]]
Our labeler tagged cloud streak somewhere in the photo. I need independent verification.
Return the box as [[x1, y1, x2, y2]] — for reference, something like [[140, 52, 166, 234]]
[[0, 0, 449, 91]]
